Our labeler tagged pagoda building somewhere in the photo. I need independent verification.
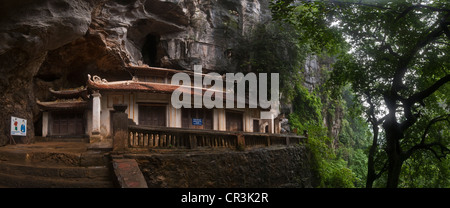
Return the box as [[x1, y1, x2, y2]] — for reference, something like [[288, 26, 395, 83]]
[[38, 65, 279, 142], [37, 87, 89, 138]]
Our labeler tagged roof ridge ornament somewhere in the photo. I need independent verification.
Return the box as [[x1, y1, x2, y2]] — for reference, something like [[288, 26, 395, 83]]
[[88, 74, 108, 84]]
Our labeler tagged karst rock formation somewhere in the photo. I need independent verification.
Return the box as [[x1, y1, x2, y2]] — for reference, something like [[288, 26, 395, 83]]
[[0, 0, 271, 145]]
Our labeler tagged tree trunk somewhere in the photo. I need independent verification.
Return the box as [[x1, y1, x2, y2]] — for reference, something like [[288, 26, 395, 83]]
[[366, 124, 378, 188], [386, 152, 403, 188], [383, 114, 404, 188]]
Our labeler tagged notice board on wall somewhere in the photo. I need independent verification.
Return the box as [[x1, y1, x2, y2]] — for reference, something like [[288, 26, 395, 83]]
[[11, 116, 27, 136]]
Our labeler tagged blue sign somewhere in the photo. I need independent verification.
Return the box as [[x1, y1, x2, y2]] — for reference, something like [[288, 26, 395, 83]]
[[192, 118, 203, 126]]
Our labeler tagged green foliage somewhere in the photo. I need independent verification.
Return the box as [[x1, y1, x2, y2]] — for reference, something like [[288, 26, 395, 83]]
[[270, 0, 345, 55], [290, 71, 373, 188], [401, 151, 450, 188], [323, 159, 356, 188], [334, 85, 372, 187], [398, 103, 450, 187], [231, 16, 364, 188], [347, 149, 369, 188], [233, 21, 306, 103], [231, 17, 362, 188], [292, 84, 323, 123], [295, 120, 356, 188], [271, 0, 450, 188], [290, 87, 357, 188]]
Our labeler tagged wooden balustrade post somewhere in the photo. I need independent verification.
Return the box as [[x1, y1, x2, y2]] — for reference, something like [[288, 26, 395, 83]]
[[148, 134, 153, 147], [189, 134, 197, 149], [155, 134, 159, 147], [237, 134, 245, 150]]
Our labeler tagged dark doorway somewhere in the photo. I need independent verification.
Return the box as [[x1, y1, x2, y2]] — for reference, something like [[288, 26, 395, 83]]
[[226, 111, 243, 132], [253, 120, 259, 133], [34, 113, 43, 136], [141, 34, 161, 66], [110, 110, 116, 136]]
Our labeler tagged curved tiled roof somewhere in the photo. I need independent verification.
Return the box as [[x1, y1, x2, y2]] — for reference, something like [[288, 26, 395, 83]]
[[36, 100, 89, 111], [49, 88, 88, 99], [87, 79, 180, 94], [86, 74, 264, 109]]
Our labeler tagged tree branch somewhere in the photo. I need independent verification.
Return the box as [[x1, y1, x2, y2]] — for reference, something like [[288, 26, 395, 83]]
[[399, 74, 450, 131], [403, 114, 450, 161], [441, 22, 450, 39], [395, 5, 450, 22], [415, 5, 450, 13], [394, 5, 416, 22], [376, 115, 387, 125], [328, 0, 390, 10], [408, 74, 450, 105], [400, 104, 418, 132], [380, 43, 400, 59], [421, 114, 449, 142], [404, 142, 450, 161], [375, 160, 389, 179], [392, 23, 445, 92]]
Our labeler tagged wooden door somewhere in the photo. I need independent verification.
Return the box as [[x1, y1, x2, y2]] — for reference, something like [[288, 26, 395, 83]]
[[138, 105, 166, 127], [253, 120, 260, 133], [51, 112, 84, 136], [226, 111, 243, 132]]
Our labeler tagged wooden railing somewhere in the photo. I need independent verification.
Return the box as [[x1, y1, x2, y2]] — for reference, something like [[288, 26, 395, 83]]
[[128, 125, 307, 149]]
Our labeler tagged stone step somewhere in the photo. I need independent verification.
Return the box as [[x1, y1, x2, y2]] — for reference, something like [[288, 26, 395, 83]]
[[0, 142, 117, 188], [0, 172, 115, 188], [35, 137, 89, 143], [0, 161, 111, 179], [0, 150, 110, 167]]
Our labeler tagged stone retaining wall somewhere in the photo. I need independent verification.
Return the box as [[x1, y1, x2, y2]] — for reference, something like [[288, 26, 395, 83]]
[[126, 146, 316, 188]]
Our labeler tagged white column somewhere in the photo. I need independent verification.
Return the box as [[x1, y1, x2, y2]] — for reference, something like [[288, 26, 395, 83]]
[[168, 105, 181, 128], [218, 109, 226, 131], [92, 90, 101, 134], [269, 115, 275, 134], [261, 111, 276, 134], [42, 112, 49, 137], [243, 112, 252, 132]]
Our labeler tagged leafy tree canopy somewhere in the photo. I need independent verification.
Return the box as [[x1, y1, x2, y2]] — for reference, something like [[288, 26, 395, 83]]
[[271, 0, 450, 187]]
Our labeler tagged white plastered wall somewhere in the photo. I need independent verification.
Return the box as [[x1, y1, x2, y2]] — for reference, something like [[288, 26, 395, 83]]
[[97, 92, 139, 137]]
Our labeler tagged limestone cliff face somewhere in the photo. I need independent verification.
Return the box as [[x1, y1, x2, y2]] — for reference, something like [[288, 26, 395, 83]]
[[0, 0, 271, 145], [0, 0, 95, 145], [304, 55, 343, 147], [86, 0, 271, 71]]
